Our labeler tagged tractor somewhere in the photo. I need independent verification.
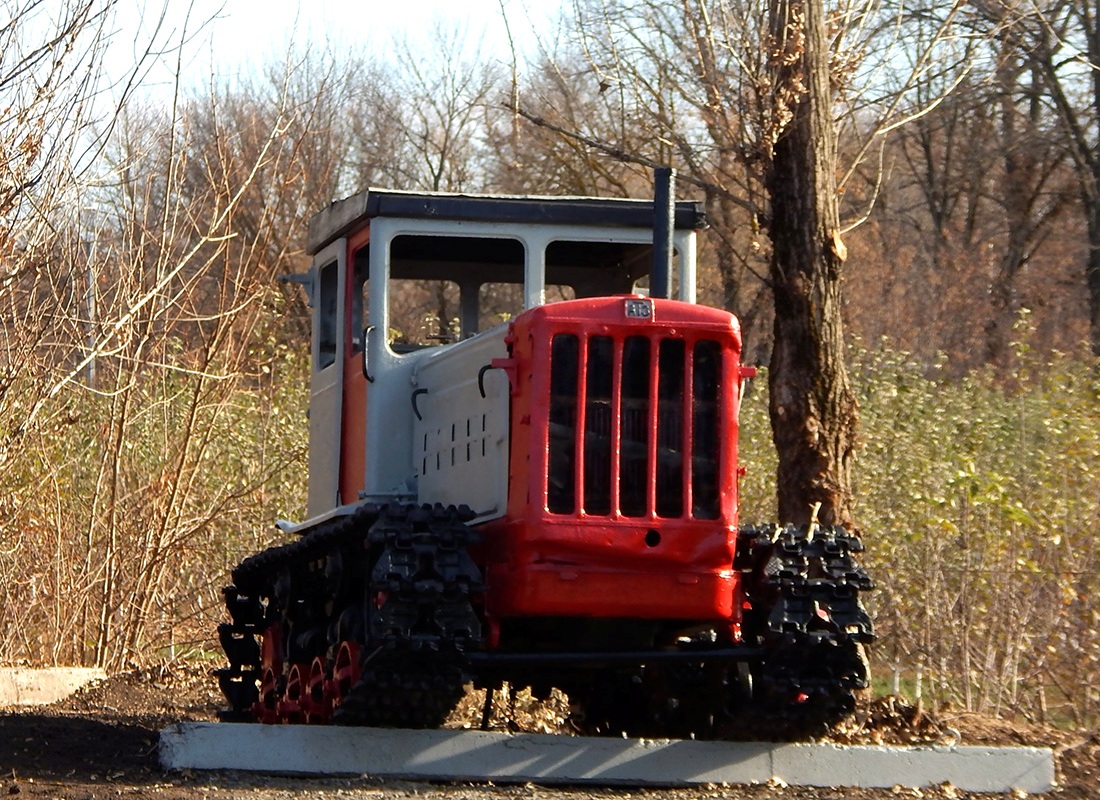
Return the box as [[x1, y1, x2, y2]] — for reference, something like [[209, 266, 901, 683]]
[[216, 185, 874, 736]]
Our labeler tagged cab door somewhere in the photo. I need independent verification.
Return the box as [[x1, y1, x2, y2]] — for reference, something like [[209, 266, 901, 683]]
[[339, 229, 370, 505], [307, 241, 346, 516]]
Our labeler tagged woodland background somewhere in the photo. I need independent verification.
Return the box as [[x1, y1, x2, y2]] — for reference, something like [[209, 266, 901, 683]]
[[1, 0, 1099, 731]]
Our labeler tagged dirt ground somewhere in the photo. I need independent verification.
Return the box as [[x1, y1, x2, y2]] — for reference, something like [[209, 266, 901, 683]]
[[0, 664, 1096, 799]]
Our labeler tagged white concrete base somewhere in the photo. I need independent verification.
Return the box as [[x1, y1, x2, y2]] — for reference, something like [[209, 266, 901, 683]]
[[0, 667, 106, 707], [159, 722, 1055, 793]]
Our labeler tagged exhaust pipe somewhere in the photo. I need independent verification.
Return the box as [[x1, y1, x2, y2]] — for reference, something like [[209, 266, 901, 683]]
[[650, 167, 676, 299]]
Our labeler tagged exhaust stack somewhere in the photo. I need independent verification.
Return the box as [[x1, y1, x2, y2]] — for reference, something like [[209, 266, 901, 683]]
[[650, 167, 676, 299]]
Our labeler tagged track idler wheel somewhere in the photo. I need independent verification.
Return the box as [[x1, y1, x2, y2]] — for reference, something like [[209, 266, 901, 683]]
[[252, 666, 283, 724], [302, 657, 333, 724], [332, 640, 362, 705], [276, 663, 308, 724]]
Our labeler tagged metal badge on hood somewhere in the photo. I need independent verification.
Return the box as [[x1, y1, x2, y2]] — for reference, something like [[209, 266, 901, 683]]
[[623, 298, 652, 319]]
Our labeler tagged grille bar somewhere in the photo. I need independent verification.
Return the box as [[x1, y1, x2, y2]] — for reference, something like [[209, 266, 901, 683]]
[[682, 340, 695, 516]]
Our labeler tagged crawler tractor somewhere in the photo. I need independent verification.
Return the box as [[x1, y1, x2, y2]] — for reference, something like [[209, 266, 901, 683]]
[[216, 186, 874, 736]]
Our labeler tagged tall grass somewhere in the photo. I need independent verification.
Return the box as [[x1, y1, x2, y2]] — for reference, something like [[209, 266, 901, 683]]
[[0, 353, 309, 668]]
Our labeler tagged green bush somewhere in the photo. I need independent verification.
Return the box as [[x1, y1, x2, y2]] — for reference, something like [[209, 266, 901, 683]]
[[855, 342, 1099, 724]]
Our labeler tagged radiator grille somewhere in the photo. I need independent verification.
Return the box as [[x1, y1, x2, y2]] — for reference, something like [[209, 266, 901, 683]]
[[547, 333, 722, 519]]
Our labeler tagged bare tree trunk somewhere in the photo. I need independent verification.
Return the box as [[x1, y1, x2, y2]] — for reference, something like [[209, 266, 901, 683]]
[[986, 52, 1029, 365], [1085, 201, 1100, 357], [1088, 1, 1100, 358], [764, 0, 858, 527]]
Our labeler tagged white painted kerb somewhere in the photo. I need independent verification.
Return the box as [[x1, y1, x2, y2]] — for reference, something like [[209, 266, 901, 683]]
[[159, 722, 1055, 793], [0, 668, 106, 707]]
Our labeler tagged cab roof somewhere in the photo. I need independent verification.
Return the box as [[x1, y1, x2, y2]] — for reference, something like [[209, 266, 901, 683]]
[[306, 188, 708, 256]]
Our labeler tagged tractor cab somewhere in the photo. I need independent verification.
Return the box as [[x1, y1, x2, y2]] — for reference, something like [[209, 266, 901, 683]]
[[301, 189, 707, 518]]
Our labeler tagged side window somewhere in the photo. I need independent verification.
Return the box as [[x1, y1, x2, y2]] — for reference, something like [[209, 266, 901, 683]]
[[478, 282, 524, 331], [316, 260, 338, 370]]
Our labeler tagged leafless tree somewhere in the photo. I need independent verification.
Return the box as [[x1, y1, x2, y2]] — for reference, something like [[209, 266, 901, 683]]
[[967, 0, 1100, 357], [0, 16, 334, 665], [1, 0, 117, 450], [346, 25, 503, 194], [760, 0, 859, 527]]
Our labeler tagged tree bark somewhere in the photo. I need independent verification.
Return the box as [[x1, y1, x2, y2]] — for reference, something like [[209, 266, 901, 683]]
[[764, 0, 859, 527]]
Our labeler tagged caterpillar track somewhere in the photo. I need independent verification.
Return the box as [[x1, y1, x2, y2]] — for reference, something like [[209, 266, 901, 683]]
[[216, 508, 874, 738], [738, 523, 876, 733], [216, 502, 482, 728]]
